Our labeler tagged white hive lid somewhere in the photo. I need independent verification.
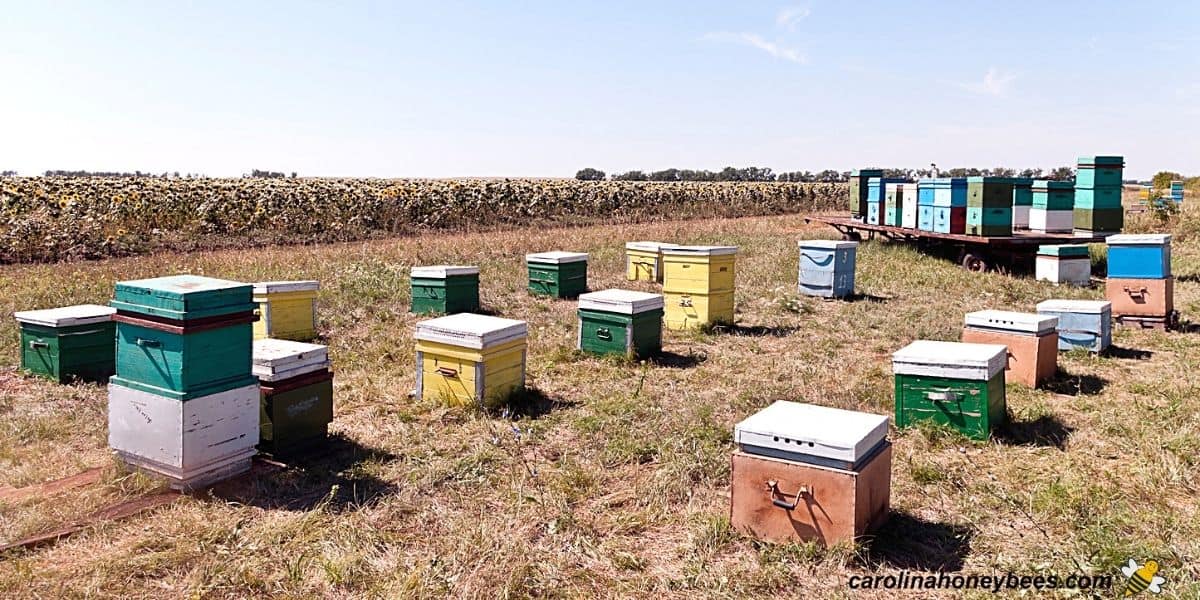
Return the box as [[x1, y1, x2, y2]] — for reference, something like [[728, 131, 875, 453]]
[[892, 340, 1008, 379], [662, 245, 738, 256], [14, 304, 115, 327], [1105, 234, 1171, 246], [253, 338, 329, 368], [734, 401, 889, 462], [526, 251, 588, 264], [578, 289, 664, 314], [415, 313, 527, 349], [1036, 299, 1112, 314], [411, 265, 479, 278], [625, 241, 667, 252], [964, 310, 1058, 335], [797, 239, 858, 250], [253, 280, 319, 294]]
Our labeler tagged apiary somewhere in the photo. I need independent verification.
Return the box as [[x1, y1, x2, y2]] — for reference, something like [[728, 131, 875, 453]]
[[253, 281, 319, 341], [1106, 234, 1171, 279], [410, 266, 480, 315], [14, 304, 116, 383], [527, 251, 588, 298], [253, 339, 334, 456], [892, 340, 1008, 440], [576, 289, 663, 358], [1035, 244, 1091, 286], [961, 310, 1059, 388], [798, 240, 857, 298], [662, 245, 737, 329], [1036, 299, 1112, 353], [625, 241, 669, 282], [730, 401, 891, 545], [414, 313, 527, 407], [108, 381, 259, 490], [900, 183, 919, 228], [848, 169, 883, 217]]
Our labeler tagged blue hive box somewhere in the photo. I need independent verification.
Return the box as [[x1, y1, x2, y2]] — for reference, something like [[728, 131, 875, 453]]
[[926, 178, 968, 208], [918, 205, 935, 231], [866, 202, 882, 225], [917, 180, 936, 206], [1036, 299, 1111, 353], [1106, 234, 1171, 279], [798, 240, 857, 298]]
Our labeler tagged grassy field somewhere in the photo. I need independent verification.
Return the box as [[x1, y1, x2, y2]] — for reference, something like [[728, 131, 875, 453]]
[[1, 211, 1198, 598]]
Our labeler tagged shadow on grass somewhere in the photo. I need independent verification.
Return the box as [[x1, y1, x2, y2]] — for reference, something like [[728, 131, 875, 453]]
[[503, 387, 578, 419], [843, 293, 891, 304], [995, 414, 1074, 450], [1103, 345, 1153, 360], [1176, 273, 1200, 283], [648, 350, 707, 369], [859, 512, 974, 572], [1041, 370, 1107, 396], [1176, 321, 1200, 334], [709, 323, 800, 338]]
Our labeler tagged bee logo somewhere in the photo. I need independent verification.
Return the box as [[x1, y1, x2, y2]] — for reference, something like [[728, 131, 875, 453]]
[[1120, 558, 1165, 596]]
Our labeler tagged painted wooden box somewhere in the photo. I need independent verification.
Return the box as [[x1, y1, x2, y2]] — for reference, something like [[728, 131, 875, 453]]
[[1029, 208, 1074, 233], [15, 304, 116, 383], [966, 177, 1017, 208], [252, 338, 331, 382], [527, 252, 588, 299], [1106, 277, 1174, 317], [927, 178, 967, 207], [798, 240, 857, 298], [1035, 244, 1091, 285], [108, 381, 258, 490], [1074, 208, 1124, 234], [254, 339, 334, 456], [848, 169, 883, 217], [625, 241, 668, 282], [892, 340, 1008, 440], [415, 313, 527, 408], [917, 205, 935, 231], [662, 245, 737, 329], [111, 311, 257, 401], [1012, 178, 1034, 206], [1036, 299, 1112, 353], [884, 183, 903, 226], [734, 401, 889, 470], [577, 289, 663, 358], [1074, 187, 1123, 210], [965, 207, 1013, 237], [1075, 156, 1124, 188], [663, 290, 735, 330], [253, 280, 319, 341], [1106, 234, 1171, 279], [1031, 181, 1075, 210], [916, 180, 936, 206], [933, 206, 966, 234], [866, 201, 882, 225], [410, 266, 481, 315], [113, 274, 254, 321], [961, 310, 1059, 388], [901, 183, 919, 228]]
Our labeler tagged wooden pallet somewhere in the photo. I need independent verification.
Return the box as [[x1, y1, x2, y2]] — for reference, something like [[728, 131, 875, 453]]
[[1114, 311, 1179, 331]]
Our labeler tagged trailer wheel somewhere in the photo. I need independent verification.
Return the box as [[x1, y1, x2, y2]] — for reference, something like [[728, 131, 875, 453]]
[[843, 231, 862, 242], [961, 252, 990, 272]]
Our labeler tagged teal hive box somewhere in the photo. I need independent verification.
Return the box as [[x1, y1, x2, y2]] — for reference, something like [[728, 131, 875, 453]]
[[15, 304, 116, 383], [1038, 244, 1089, 258], [965, 207, 1013, 237], [1012, 179, 1034, 206], [113, 274, 254, 320], [1074, 187, 1122, 210], [1032, 181, 1075, 210], [1076, 156, 1124, 188]]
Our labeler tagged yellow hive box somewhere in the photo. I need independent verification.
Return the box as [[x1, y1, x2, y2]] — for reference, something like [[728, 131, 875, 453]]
[[662, 246, 737, 329], [664, 290, 734, 330], [253, 281, 319, 341], [414, 314, 527, 408], [625, 241, 668, 282]]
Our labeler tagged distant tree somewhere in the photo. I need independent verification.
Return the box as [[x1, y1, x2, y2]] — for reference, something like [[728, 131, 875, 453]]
[[648, 168, 681, 182], [0, 170, 16, 177], [815, 170, 843, 183], [612, 170, 648, 181], [1048, 166, 1075, 180], [574, 168, 606, 181], [248, 169, 287, 179], [1018, 168, 1044, 179], [1152, 171, 1184, 189], [990, 167, 1017, 177]]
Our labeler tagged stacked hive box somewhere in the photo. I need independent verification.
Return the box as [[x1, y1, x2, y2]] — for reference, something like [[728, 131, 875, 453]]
[[900, 182, 919, 228], [730, 401, 891, 545], [1074, 156, 1125, 234], [253, 281, 319, 342], [966, 177, 1014, 237], [892, 340, 1007, 440], [848, 169, 884, 218], [1170, 181, 1184, 203], [929, 178, 967, 234], [961, 310, 1059, 388], [1012, 178, 1034, 229], [916, 180, 936, 231], [884, 182, 903, 226], [577, 290, 663, 357], [662, 245, 737, 330], [798, 240, 857, 298], [1030, 181, 1075, 233], [625, 242, 668, 282], [108, 275, 259, 490], [527, 252, 588, 298], [1035, 244, 1091, 286], [414, 313, 527, 407], [14, 304, 116, 383], [252, 339, 334, 456], [1105, 234, 1174, 329], [1036, 300, 1111, 353], [867, 177, 907, 225], [410, 266, 481, 315]]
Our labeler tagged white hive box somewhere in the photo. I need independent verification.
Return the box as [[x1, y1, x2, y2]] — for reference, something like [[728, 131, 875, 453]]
[[963, 309, 1058, 336], [1013, 205, 1031, 229], [252, 338, 331, 382], [901, 183, 919, 228], [14, 304, 115, 327], [892, 340, 1008, 380], [410, 265, 480, 278], [734, 401, 889, 470], [661, 245, 738, 257], [525, 251, 589, 264], [1028, 208, 1073, 233], [414, 313, 527, 349], [252, 280, 320, 295], [578, 289, 664, 314]]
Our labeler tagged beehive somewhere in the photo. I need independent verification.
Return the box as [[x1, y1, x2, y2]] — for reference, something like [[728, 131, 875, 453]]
[[798, 240, 857, 298], [900, 183, 919, 228], [1074, 157, 1124, 235], [1074, 208, 1123, 235], [252, 280, 319, 341], [527, 252, 588, 298], [933, 206, 966, 234], [1035, 244, 1091, 286], [1036, 299, 1112, 353], [414, 313, 527, 407], [662, 245, 737, 329], [625, 241, 668, 282], [1012, 178, 1033, 230], [14, 304, 116, 383], [253, 339, 334, 456], [961, 310, 1059, 388], [848, 169, 883, 217], [1030, 181, 1074, 233], [1075, 156, 1124, 188], [1106, 234, 1171, 279], [576, 289, 663, 358], [916, 180, 936, 231], [884, 183, 902, 226], [731, 401, 891, 545], [892, 340, 1008, 440], [866, 177, 905, 226], [410, 266, 480, 315], [965, 177, 1015, 236], [928, 178, 967, 207], [1106, 278, 1174, 317]]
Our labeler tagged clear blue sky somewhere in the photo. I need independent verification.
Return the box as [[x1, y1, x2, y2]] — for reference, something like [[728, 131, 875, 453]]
[[1, 0, 1196, 179]]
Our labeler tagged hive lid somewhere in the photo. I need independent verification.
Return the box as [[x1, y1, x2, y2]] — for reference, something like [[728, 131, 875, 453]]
[[1036, 299, 1112, 314], [1037, 244, 1090, 257], [964, 310, 1058, 335], [1105, 234, 1171, 246], [526, 251, 588, 264], [253, 280, 320, 294], [1077, 156, 1124, 166], [578, 289, 664, 314], [252, 339, 330, 380], [734, 401, 889, 463], [14, 304, 115, 327], [113, 275, 254, 320], [892, 340, 1008, 379], [625, 241, 669, 252], [661, 245, 738, 257], [797, 239, 858, 250], [1032, 180, 1075, 190], [850, 169, 884, 177], [411, 265, 480, 278], [415, 313, 527, 348]]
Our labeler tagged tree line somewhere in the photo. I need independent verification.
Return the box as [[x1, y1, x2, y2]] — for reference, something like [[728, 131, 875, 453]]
[[576, 165, 1090, 182]]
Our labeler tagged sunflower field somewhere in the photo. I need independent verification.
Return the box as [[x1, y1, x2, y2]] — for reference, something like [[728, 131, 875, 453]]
[[0, 177, 843, 263]]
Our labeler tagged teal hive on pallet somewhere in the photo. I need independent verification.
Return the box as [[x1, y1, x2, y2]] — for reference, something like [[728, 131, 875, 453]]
[[15, 304, 116, 383], [1075, 156, 1124, 234]]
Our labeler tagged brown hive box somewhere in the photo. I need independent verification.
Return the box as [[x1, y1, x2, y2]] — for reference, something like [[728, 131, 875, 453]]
[[1106, 277, 1174, 317], [960, 310, 1059, 388]]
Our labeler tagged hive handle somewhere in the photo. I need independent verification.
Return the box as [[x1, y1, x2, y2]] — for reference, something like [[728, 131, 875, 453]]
[[135, 338, 162, 349], [1123, 286, 1147, 300], [436, 366, 458, 378], [678, 296, 693, 307], [595, 328, 612, 341], [766, 480, 809, 511], [29, 340, 48, 349]]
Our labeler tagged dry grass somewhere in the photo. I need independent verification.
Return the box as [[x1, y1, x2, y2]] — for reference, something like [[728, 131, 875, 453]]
[[0, 211, 1198, 598]]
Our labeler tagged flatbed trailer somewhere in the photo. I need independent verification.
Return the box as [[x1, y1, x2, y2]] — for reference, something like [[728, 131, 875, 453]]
[[805, 215, 1109, 273]]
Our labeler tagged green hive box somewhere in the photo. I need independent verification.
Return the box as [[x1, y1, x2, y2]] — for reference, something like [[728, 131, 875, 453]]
[[965, 207, 1013, 237], [892, 341, 1008, 441], [848, 169, 883, 216], [577, 289, 663, 358], [410, 266, 480, 315], [15, 304, 116, 383], [1076, 156, 1124, 188], [259, 372, 334, 456], [1074, 208, 1124, 233], [527, 252, 588, 298], [1012, 179, 1033, 206], [967, 177, 1017, 209], [1074, 187, 1123, 210], [1032, 181, 1075, 210], [112, 274, 254, 320]]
